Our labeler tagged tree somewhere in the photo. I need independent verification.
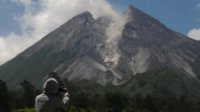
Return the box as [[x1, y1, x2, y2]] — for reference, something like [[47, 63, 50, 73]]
[[20, 80, 39, 108], [0, 80, 11, 112], [104, 91, 128, 112]]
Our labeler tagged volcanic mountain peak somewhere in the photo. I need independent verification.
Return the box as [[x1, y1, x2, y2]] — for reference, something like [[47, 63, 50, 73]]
[[127, 5, 165, 26], [67, 11, 95, 25], [21, 11, 97, 57], [0, 6, 200, 89]]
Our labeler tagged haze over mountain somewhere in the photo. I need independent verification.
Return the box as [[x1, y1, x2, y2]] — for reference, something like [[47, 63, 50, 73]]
[[0, 5, 200, 100]]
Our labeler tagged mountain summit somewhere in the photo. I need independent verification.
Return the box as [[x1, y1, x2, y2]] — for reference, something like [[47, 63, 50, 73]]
[[0, 6, 200, 92], [120, 6, 200, 77]]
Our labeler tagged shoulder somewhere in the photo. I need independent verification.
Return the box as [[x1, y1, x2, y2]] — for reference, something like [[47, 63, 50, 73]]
[[36, 93, 49, 102]]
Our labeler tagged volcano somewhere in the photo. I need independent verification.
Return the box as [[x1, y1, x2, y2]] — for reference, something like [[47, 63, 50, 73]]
[[0, 6, 200, 100]]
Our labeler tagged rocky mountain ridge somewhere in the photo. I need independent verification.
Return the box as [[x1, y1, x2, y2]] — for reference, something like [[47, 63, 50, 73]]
[[0, 6, 200, 89]]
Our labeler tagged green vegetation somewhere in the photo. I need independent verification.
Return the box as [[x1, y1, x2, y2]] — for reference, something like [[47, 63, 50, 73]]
[[12, 108, 35, 112], [0, 80, 39, 112], [0, 80, 11, 112], [1, 69, 200, 112]]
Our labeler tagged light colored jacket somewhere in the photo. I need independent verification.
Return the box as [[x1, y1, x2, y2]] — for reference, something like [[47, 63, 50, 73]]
[[35, 78, 70, 112]]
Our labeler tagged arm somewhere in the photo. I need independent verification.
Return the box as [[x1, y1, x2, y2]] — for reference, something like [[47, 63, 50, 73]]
[[53, 92, 70, 110]]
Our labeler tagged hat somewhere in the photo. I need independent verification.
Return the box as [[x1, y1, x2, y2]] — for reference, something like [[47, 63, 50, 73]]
[[43, 78, 58, 94]]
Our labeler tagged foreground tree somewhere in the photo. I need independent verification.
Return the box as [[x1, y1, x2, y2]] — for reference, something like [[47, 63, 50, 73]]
[[0, 80, 11, 112], [20, 80, 39, 108]]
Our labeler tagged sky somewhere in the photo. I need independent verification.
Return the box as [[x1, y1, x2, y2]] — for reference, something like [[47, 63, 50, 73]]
[[0, 0, 200, 65]]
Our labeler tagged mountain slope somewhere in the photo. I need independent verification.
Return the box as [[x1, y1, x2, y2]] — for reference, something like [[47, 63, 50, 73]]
[[122, 69, 200, 100], [0, 6, 200, 90], [118, 6, 200, 78]]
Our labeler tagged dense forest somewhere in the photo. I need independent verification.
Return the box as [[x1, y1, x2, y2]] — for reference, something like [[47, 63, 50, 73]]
[[1, 77, 200, 112]]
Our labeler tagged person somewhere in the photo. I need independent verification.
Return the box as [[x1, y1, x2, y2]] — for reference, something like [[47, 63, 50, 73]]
[[35, 72, 70, 112]]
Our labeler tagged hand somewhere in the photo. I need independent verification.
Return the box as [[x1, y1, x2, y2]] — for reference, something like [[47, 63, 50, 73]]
[[58, 87, 68, 93]]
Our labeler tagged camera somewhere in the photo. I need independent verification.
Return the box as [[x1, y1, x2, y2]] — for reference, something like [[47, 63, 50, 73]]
[[58, 87, 68, 92]]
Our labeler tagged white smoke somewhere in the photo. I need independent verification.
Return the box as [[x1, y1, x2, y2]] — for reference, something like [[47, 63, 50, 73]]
[[104, 9, 131, 66], [0, 0, 127, 65], [106, 14, 129, 44]]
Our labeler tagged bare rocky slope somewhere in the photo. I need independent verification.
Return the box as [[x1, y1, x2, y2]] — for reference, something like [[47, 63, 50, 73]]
[[0, 6, 200, 95]]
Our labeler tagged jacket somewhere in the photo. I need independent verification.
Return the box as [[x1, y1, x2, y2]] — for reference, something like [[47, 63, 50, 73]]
[[35, 78, 70, 112]]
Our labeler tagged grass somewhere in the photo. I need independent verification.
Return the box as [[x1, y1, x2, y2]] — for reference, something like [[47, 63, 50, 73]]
[[12, 108, 35, 112]]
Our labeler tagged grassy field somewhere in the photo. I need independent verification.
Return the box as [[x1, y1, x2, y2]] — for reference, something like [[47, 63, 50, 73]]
[[12, 108, 35, 112]]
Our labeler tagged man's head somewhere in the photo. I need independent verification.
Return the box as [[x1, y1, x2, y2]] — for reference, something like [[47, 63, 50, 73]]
[[47, 71, 68, 92], [43, 78, 59, 94]]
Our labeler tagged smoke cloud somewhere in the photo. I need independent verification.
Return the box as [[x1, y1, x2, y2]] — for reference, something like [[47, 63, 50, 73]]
[[104, 9, 131, 66], [106, 14, 129, 44], [0, 0, 126, 65], [106, 8, 131, 44]]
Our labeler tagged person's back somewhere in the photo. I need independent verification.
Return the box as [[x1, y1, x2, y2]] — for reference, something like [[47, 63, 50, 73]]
[[35, 78, 69, 112]]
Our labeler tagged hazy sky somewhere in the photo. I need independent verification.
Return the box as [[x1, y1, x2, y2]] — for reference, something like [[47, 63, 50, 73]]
[[0, 0, 200, 64]]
